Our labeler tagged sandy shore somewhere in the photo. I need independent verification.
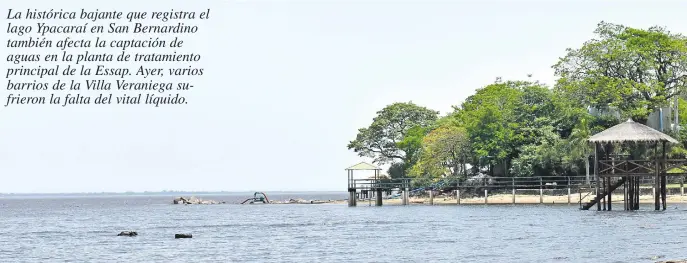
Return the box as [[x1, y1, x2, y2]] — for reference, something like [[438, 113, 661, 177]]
[[327, 194, 687, 205]]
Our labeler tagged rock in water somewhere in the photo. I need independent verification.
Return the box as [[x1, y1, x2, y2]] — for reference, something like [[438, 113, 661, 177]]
[[187, 196, 200, 204], [175, 233, 192, 239], [117, 231, 138, 236], [173, 197, 189, 204], [173, 196, 223, 205]]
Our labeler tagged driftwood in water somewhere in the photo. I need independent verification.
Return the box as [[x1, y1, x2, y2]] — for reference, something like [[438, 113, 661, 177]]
[[175, 233, 192, 239]]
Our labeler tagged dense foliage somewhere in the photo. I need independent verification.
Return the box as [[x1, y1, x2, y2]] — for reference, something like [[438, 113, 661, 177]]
[[348, 22, 687, 180]]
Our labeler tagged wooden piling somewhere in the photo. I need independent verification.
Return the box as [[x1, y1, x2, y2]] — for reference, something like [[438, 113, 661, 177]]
[[567, 187, 571, 205], [539, 177, 543, 204], [609, 158, 613, 211], [429, 189, 434, 205], [375, 189, 382, 206], [485, 189, 488, 204], [662, 141, 667, 211], [578, 190, 581, 209], [623, 177, 628, 211], [512, 178, 516, 204], [602, 177, 606, 210], [681, 179, 684, 196], [655, 143, 661, 211], [634, 177, 639, 210], [606, 177, 613, 211], [653, 186, 656, 201], [512, 188, 516, 204], [456, 189, 460, 205], [348, 190, 356, 207], [594, 143, 601, 211], [628, 177, 632, 211], [661, 174, 666, 210], [636, 177, 639, 210]]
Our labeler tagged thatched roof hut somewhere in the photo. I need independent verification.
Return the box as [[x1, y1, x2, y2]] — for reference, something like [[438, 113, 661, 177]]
[[345, 162, 382, 171], [588, 118, 679, 144]]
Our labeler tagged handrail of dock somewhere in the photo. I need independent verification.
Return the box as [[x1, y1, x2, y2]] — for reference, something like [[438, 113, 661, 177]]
[[345, 175, 687, 207]]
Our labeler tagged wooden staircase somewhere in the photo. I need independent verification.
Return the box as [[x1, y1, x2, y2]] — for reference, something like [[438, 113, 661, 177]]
[[580, 177, 627, 210]]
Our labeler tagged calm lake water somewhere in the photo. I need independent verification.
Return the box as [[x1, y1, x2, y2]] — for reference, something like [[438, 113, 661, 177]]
[[2, 193, 687, 262]]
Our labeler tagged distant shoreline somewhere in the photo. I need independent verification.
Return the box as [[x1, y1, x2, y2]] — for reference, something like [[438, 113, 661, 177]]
[[0, 191, 347, 197]]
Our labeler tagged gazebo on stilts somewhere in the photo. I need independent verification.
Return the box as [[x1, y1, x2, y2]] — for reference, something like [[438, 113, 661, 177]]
[[582, 118, 682, 211]]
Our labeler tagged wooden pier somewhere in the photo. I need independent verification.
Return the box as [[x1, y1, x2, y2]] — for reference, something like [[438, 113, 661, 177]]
[[584, 119, 686, 211], [345, 120, 687, 209], [346, 162, 410, 207]]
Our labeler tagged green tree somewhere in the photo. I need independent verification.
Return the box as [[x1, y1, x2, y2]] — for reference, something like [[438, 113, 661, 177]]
[[458, 81, 523, 166], [511, 125, 570, 177], [457, 80, 557, 175], [553, 21, 687, 123], [347, 102, 439, 166], [410, 124, 471, 179]]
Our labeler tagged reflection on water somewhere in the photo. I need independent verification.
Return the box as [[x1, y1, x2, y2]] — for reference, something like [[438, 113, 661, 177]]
[[1, 194, 687, 263]]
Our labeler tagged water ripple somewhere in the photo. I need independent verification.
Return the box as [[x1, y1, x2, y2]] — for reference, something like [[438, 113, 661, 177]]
[[1, 194, 687, 262]]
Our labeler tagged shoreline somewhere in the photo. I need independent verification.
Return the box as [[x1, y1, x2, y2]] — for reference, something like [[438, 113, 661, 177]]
[[325, 194, 687, 205]]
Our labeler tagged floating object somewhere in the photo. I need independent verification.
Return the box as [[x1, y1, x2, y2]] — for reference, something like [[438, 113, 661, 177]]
[[241, 192, 270, 204], [175, 234, 192, 239], [117, 231, 138, 237]]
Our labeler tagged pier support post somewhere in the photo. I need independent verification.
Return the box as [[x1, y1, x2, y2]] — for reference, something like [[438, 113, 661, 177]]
[[601, 178, 606, 210], [655, 162, 660, 210], [456, 189, 460, 205], [348, 189, 356, 207], [485, 189, 488, 204], [375, 189, 382, 206], [662, 141, 667, 211], [539, 177, 543, 204], [568, 188, 571, 205], [586, 157, 590, 185], [512, 178, 516, 204], [681, 179, 684, 196], [429, 189, 434, 205], [401, 190, 406, 206], [512, 188, 516, 204], [406, 187, 410, 205], [653, 186, 656, 200], [609, 158, 614, 211], [402, 188, 408, 205], [624, 178, 628, 211]]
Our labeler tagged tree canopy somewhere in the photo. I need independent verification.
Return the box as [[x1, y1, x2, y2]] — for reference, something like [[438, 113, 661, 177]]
[[348, 21, 687, 180], [553, 21, 687, 122], [347, 102, 439, 166]]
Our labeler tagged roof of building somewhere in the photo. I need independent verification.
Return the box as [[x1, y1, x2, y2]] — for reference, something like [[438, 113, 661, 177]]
[[587, 118, 679, 144], [345, 162, 382, 170]]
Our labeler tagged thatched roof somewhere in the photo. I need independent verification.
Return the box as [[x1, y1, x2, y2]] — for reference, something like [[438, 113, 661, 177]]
[[345, 162, 382, 170], [587, 118, 679, 144]]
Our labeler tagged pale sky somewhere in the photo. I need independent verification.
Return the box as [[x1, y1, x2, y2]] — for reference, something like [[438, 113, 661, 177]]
[[1, 0, 686, 193]]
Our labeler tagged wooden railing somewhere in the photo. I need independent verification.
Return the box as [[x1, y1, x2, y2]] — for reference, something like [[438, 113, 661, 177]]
[[597, 159, 687, 176]]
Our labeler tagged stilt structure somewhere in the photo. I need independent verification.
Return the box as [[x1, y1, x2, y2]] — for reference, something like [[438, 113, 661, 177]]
[[346, 162, 411, 207], [345, 162, 382, 207], [582, 119, 681, 211]]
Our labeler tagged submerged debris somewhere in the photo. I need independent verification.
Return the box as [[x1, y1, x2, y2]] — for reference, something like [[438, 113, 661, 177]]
[[272, 199, 335, 204], [173, 196, 225, 205], [117, 231, 138, 237]]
